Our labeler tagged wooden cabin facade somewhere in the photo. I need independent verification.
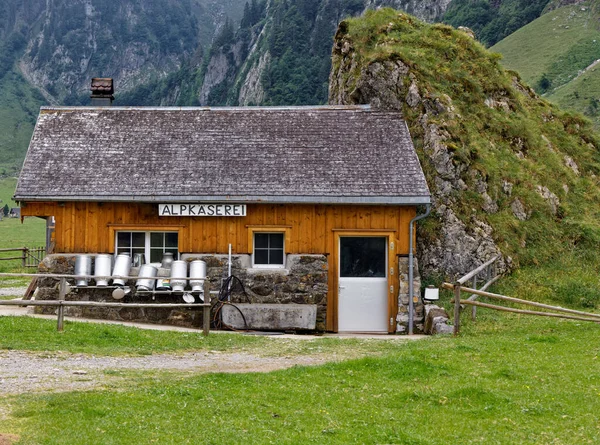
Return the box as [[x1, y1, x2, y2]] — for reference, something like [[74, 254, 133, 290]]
[[15, 105, 430, 333]]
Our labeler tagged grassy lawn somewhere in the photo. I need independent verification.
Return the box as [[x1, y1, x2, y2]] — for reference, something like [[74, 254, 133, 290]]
[[0, 316, 405, 357], [0, 177, 46, 287], [1, 312, 599, 444], [0, 177, 45, 254]]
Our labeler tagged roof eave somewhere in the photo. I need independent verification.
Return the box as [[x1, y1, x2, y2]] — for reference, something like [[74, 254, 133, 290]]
[[15, 194, 431, 205]]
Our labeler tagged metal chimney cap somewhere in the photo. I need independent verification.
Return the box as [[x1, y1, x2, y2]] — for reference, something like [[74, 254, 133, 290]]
[[91, 78, 114, 95]]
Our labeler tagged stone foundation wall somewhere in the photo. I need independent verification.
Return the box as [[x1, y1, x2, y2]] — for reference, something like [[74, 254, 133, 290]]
[[36, 254, 328, 332], [396, 257, 424, 334]]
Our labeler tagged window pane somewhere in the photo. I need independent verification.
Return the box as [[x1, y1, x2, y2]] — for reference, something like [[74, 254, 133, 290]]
[[270, 249, 284, 265], [117, 232, 130, 248], [165, 233, 178, 248], [150, 232, 163, 247], [150, 249, 162, 263], [269, 233, 284, 248], [132, 232, 145, 248], [165, 248, 178, 259], [132, 247, 145, 259], [255, 233, 268, 248], [255, 249, 269, 264], [340, 237, 386, 278]]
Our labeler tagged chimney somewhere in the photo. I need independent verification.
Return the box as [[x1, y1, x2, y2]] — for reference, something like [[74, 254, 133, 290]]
[[90, 78, 114, 106]]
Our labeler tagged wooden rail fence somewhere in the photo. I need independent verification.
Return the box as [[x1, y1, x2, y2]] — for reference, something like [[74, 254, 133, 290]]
[[0, 247, 46, 268], [0, 272, 211, 335], [443, 256, 600, 334]]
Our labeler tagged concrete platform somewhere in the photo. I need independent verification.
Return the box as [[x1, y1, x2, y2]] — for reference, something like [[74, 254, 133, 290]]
[[221, 303, 317, 331]]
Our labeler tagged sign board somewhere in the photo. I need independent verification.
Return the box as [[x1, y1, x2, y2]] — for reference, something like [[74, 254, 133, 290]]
[[158, 204, 246, 217]]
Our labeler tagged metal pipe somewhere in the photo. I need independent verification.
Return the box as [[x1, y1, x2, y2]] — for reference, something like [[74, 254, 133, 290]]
[[228, 243, 232, 301], [408, 204, 431, 335]]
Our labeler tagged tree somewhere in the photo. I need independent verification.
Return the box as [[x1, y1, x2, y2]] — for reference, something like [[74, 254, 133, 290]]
[[3, 204, 9, 216], [535, 73, 551, 94]]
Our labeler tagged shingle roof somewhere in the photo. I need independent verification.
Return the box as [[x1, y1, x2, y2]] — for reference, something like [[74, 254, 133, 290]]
[[15, 106, 430, 205]]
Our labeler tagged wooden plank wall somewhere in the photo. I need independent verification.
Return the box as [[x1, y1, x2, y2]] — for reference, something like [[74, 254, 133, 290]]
[[22, 201, 417, 332], [22, 202, 416, 255]]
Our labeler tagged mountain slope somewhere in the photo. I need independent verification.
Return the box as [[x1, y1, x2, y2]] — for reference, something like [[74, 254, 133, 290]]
[[120, 0, 453, 108], [0, 0, 248, 174], [491, 0, 600, 127], [442, 0, 551, 47], [330, 9, 600, 306]]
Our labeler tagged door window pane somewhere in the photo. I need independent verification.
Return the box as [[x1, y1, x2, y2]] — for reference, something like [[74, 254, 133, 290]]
[[340, 237, 386, 278]]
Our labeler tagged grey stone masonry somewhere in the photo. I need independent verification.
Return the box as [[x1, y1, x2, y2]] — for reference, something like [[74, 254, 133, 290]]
[[396, 256, 423, 334], [35, 253, 328, 332]]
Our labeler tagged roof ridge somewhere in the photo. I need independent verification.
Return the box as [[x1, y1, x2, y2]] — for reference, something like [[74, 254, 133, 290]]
[[40, 105, 376, 112]]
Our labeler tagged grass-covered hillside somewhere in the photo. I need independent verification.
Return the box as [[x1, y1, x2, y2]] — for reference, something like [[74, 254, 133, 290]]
[[331, 8, 600, 308], [491, 0, 600, 128], [442, 0, 551, 47]]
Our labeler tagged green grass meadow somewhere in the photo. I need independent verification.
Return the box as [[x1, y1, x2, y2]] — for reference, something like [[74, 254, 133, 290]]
[[491, 1, 600, 88], [1, 313, 599, 444], [0, 177, 45, 291], [491, 0, 600, 128], [0, 177, 46, 249]]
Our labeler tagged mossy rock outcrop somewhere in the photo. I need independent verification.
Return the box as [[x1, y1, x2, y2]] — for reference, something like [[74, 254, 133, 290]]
[[329, 8, 600, 278]]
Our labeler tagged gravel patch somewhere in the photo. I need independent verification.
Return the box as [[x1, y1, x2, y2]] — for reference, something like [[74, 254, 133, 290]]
[[0, 287, 27, 298], [0, 350, 328, 395]]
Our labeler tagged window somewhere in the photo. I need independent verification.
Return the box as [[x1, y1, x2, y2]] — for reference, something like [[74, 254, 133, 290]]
[[340, 237, 386, 278], [116, 231, 178, 263], [253, 232, 284, 267]]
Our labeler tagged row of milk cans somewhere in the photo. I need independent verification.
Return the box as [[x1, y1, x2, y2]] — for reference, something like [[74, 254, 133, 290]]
[[73, 253, 207, 293]]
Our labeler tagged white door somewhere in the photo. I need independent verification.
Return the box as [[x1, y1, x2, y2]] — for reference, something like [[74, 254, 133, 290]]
[[338, 236, 388, 333]]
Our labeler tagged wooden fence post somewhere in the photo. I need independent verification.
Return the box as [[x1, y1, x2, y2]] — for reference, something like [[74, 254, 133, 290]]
[[203, 281, 211, 336], [453, 281, 461, 336], [22, 247, 27, 268], [471, 275, 477, 321], [57, 277, 66, 332]]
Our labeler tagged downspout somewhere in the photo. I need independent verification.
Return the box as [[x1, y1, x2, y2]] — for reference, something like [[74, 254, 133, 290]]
[[408, 203, 431, 335]]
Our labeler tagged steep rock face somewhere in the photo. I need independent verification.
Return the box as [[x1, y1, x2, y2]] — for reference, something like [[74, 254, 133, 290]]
[[329, 10, 600, 278], [20, 0, 201, 102], [2, 0, 248, 105], [238, 51, 270, 105], [197, 0, 453, 106], [330, 54, 504, 276]]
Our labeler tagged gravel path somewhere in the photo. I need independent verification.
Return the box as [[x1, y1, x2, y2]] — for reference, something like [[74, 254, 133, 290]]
[[0, 350, 328, 395], [0, 287, 27, 298]]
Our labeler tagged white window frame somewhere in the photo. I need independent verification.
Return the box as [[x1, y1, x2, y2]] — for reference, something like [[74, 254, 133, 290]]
[[252, 232, 285, 269], [115, 231, 179, 263]]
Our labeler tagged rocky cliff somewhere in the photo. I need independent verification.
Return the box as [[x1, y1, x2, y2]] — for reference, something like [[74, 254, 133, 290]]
[[1, 0, 247, 105], [135, 0, 454, 107], [329, 9, 600, 277]]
